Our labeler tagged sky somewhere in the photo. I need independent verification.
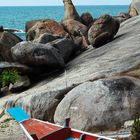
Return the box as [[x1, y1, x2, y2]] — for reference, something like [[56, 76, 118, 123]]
[[0, 0, 131, 6]]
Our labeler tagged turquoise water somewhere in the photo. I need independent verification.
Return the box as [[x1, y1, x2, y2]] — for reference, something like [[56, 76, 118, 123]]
[[0, 6, 128, 31]]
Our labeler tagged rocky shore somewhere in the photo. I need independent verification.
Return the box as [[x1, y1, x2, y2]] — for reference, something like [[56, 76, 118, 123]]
[[0, 0, 140, 139]]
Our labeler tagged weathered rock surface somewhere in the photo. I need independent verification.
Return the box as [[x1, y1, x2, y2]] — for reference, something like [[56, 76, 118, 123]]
[[9, 76, 31, 92], [4, 87, 73, 122], [129, 0, 140, 16], [26, 19, 67, 41], [81, 12, 94, 26], [33, 33, 60, 44], [0, 62, 32, 74], [0, 31, 22, 61], [1, 16, 140, 131], [54, 76, 140, 131], [88, 15, 120, 47], [11, 41, 65, 68], [49, 38, 80, 62], [63, 0, 81, 21], [62, 19, 88, 36]]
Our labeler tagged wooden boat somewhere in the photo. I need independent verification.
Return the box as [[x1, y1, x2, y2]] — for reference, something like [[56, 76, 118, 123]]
[[7, 107, 115, 140]]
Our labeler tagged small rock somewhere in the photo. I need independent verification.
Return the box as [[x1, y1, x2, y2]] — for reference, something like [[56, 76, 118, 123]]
[[124, 120, 134, 129]]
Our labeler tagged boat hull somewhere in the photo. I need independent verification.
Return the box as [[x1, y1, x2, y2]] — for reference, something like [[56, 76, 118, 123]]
[[21, 119, 114, 140]]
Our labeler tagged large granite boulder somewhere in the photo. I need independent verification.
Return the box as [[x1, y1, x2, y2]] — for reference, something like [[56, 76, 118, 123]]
[[11, 41, 65, 68], [62, 19, 89, 49], [88, 15, 120, 48], [26, 19, 68, 41], [54, 76, 140, 131], [81, 12, 94, 26], [49, 38, 80, 62], [0, 31, 22, 61], [4, 87, 73, 122], [129, 0, 140, 17], [63, 0, 81, 21]]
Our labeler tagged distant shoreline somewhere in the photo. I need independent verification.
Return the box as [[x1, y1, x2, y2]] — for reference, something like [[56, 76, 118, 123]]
[[0, 5, 129, 7]]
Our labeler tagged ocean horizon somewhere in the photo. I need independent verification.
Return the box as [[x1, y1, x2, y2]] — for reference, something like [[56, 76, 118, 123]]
[[0, 5, 128, 31]]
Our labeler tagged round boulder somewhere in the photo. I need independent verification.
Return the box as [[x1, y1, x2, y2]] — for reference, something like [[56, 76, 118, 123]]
[[81, 12, 94, 26], [54, 76, 140, 131], [88, 15, 120, 48], [11, 41, 65, 68], [26, 19, 68, 41]]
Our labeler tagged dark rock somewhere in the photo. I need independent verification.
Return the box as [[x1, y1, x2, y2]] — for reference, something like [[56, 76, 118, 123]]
[[11, 41, 65, 68], [33, 33, 60, 44], [9, 76, 31, 92], [0, 31, 22, 61], [88, 15, 120, 47], [49, 38, 80, 62], [0, 26, 4, 32], [80, 12, 94, 26], [0, 87, 10, 96], [26, 19, 68, 41], [63, 0, 81, 21]]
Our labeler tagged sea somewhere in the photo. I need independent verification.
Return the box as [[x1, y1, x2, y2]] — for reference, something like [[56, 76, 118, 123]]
[[0, 6, 128, 39]]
